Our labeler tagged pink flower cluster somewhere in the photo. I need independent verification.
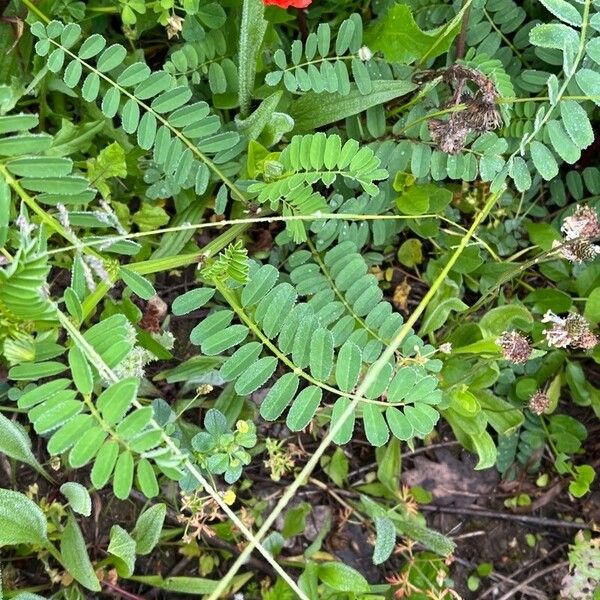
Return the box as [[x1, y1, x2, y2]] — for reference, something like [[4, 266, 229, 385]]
[[542, 311, 598, 351]]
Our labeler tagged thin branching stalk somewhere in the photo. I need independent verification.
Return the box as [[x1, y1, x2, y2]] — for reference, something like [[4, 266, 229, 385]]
[[41, 213, 501, 263]]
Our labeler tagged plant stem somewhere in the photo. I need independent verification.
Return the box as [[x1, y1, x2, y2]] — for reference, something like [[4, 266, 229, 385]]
[[55, 310, 309, 600], [44, 212, 497, 262], [206, 187, 503, 599], [19, 0, 49, 22], [455, 0, 471, 60]]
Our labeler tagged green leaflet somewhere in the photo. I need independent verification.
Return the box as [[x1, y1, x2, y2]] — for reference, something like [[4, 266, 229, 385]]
[[48, 415, 94, 455], [576, 69, 600, 107], [0, 133, 53, 156], [362, 404, 389, 447], [335, 341, 362, 392], [201, 324, 249, 355], [7, 156, 73, 178], [119, 267, 156, 300], [128, 574, 253, 595], [68, 346, 93, 395], [530, 140, 559, 181], [540, 0, 583, 28], [287, 386, 322, 431], [137, 458, 160, 498], [309, 327, 334, 380], [330, 397, 355, 445], [260, 373, 299, 420], [470, 430, 499, 470], [108, 525, 136, 577], [96, 377, 139, 426], [172, 287, 215, 316], [220, 342, 263, 381], [318, 562, 369, 593], [191, 310, 234, 345], [235, 356, 278, 395], [69, 427, 107, 468], [0, 113, 39, 134], [113, 450, 135, 500], [91, 440, 120, 489], [241, 264, 279, 307], [115, 407, 154, 439], [373, 516, 396, 565], [560, 100, 594, 149]]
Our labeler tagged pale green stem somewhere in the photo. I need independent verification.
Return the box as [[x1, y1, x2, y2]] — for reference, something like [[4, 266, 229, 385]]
[[43, 212, 500, 262], [206, 187, 503, 599], [55, 309, 309, 599], [20, 0, 49, 22]]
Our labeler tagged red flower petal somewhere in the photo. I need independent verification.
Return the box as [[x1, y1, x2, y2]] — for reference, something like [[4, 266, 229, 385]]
[[263, 0, 311, 8]]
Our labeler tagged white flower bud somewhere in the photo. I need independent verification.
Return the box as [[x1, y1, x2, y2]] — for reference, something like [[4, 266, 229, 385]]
[[358, 46, 373, 61]]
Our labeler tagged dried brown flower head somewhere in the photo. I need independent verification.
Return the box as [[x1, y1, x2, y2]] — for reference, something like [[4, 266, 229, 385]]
[[497, 330, 532, 364], [423, 65, 501, 154], [462, 98, 502, 132], [428, 118, 470, 154], [139, 295, 168, 332], [528, 390, 550, 415]]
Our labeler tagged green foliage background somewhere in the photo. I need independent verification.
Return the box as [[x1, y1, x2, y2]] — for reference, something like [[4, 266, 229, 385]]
[[0, 0, 599, 597]]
